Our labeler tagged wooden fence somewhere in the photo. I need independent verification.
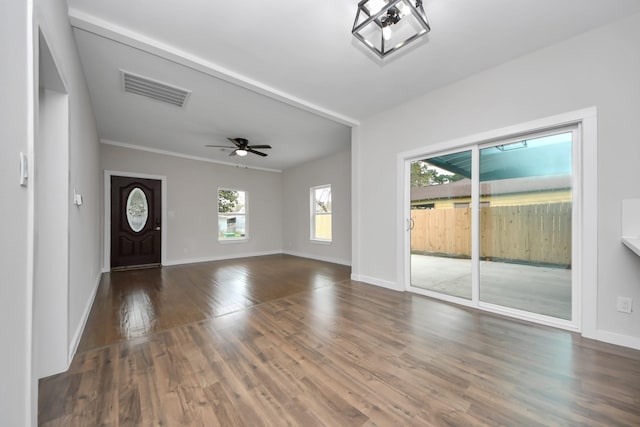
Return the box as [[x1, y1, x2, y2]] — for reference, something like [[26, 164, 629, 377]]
[[411, 202, 571, 266]]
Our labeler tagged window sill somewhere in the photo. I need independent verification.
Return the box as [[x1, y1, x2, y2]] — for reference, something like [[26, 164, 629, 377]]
[[218, 238, 249, 244], [310, 239, 332, 245]]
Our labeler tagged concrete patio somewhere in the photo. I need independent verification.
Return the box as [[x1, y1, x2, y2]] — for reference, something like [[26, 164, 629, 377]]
[[411, 254, 572, 320]]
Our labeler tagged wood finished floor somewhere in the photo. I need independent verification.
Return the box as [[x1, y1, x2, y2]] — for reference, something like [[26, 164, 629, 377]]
[[40, 255, 640, 426]]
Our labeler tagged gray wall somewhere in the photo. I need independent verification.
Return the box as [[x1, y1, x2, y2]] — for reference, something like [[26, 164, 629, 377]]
[[36, 0, 102, 372], [0, 0, 32, 424], [101, 144, 284, 265], [282, 149, 351, 265], [0, 0, 102, 424], [352, 13, 640, 346]]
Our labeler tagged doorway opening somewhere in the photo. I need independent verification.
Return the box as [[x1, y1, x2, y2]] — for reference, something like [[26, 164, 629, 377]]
[[34, 31, 70, 377]]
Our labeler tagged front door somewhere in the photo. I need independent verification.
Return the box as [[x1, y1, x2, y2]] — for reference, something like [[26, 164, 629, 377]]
[[111, 176, 161, 269]]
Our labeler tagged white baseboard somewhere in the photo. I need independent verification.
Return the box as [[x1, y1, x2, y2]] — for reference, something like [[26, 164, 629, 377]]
[[282, 250, 351, 266], [594, 329, 640, 350], [350, 273, 402, 291], [68, 271, 102, 366], [163, 250, 283, 266]]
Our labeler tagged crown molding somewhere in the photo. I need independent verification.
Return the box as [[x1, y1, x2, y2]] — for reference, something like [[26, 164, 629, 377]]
[[100, 139, 283, 173]]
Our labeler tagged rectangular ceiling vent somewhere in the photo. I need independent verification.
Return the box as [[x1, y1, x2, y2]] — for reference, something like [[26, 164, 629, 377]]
[[121, 70, 191, 108]]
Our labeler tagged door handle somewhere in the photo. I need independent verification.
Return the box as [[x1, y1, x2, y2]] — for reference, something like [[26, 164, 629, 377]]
[[155, 227, 161, 231], [406, 218, 415, 231], [406, 218, 414, 231]]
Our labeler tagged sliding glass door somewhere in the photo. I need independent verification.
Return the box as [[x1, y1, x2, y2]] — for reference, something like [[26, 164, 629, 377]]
[[479, 132, 573, 320], [408, 127, 577, 327], [410, 151, 472, 300]]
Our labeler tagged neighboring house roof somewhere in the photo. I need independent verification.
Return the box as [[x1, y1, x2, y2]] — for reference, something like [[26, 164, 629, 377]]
[[411, 175, 571, 202]]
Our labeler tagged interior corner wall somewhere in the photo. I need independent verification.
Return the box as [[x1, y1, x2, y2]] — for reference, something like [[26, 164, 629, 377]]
[[0, 0, 33, 425], [282, 149, 352, 266], [35, 0, 102, 370], [100, 144, 284, 264], [352, 12, 640, 346]]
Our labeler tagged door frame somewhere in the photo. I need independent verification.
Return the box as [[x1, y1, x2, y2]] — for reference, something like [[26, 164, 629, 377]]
[[33, 29, 70, 378], [103, 170, 167, 272], [396, 107, 598, 338]]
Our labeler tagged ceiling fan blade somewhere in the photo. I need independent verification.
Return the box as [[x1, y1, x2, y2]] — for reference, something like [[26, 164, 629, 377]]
[[228, 150, 237, 157], [205, 145, 234, 148], [248, 148, 268, 157], [247, 145, 272, 149]]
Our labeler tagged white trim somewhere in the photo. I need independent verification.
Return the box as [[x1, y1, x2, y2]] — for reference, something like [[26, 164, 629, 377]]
[[101, 139, 282, 173], [218, 238, 249, 244], [397, 107, 598, 338], [26, 2, 36, 424], [104, 170, 168, 271], [570, 126, 582, 331], [580, 111, 598, 339], [595, 329, 640, 351], [309, 240, 332, 245], [351, 127, 363, 281], [282, 250, 351, 266], [351, 274, 402, 291], [67, 272, 101, 365], [470, 146, 480, 304], [163, 250, 282, 266], [68, 9, 359, 128]]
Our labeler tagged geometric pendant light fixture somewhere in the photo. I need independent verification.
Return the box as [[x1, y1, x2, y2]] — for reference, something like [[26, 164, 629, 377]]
[[352, 0, 431, 58]]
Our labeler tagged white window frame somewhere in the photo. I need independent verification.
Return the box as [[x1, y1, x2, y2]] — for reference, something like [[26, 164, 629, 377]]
[[217, 188, 248, 242], [310, 184, 332, 243]]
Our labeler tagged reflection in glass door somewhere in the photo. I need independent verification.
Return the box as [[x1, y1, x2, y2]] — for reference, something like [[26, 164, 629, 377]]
[[410, 151, 472, 300], [479, 132, 573, 319]]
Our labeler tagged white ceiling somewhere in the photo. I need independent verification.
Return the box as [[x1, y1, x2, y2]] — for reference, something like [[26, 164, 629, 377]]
[[68, 0, 640, 171]]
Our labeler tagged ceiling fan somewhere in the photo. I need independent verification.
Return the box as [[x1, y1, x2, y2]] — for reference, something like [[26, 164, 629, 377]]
[[206, 137, 272, 157]]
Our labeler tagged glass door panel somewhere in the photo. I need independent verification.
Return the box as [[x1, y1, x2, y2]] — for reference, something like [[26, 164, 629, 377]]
[[478, 132, 573, 319], [410, 151, 472, 299]]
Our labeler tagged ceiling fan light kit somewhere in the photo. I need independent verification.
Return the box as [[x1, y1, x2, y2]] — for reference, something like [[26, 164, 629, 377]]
[[352, 0, 430, 58]]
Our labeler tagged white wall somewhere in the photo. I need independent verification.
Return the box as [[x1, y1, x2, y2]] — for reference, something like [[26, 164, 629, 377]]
[[101, 144, 284, 265], [353, 13, 640, 347], [282, 149, 351, 265], [34, 0, 102, 370], [0, 0, 33, 424]]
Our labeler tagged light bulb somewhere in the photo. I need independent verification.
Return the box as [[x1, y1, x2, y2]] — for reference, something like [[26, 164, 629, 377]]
[[382, 26, 392, 41], [236, 149, 248, 157]]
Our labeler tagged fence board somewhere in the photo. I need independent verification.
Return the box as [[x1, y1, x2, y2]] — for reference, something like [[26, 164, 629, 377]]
[[411, 202, 571, 266]]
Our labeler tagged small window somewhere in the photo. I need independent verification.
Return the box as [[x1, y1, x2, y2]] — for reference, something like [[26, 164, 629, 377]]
[[311, 185, 332, 242], [218, 189, 247, 241]]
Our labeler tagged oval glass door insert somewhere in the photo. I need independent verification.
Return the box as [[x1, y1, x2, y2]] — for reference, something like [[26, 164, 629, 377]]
[[126, 187, 148, 232]]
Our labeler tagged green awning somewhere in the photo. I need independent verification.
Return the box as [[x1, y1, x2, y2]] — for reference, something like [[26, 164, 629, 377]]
[[426, 132, 572, 181]]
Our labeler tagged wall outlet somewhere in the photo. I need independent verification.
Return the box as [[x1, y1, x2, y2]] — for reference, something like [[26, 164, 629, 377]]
[[616, 296, 633, 314]]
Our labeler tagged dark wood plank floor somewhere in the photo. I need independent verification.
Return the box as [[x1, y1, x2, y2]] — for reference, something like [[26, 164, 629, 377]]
[[40, 255, 640, 426], [76, 254, 351, 352]]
